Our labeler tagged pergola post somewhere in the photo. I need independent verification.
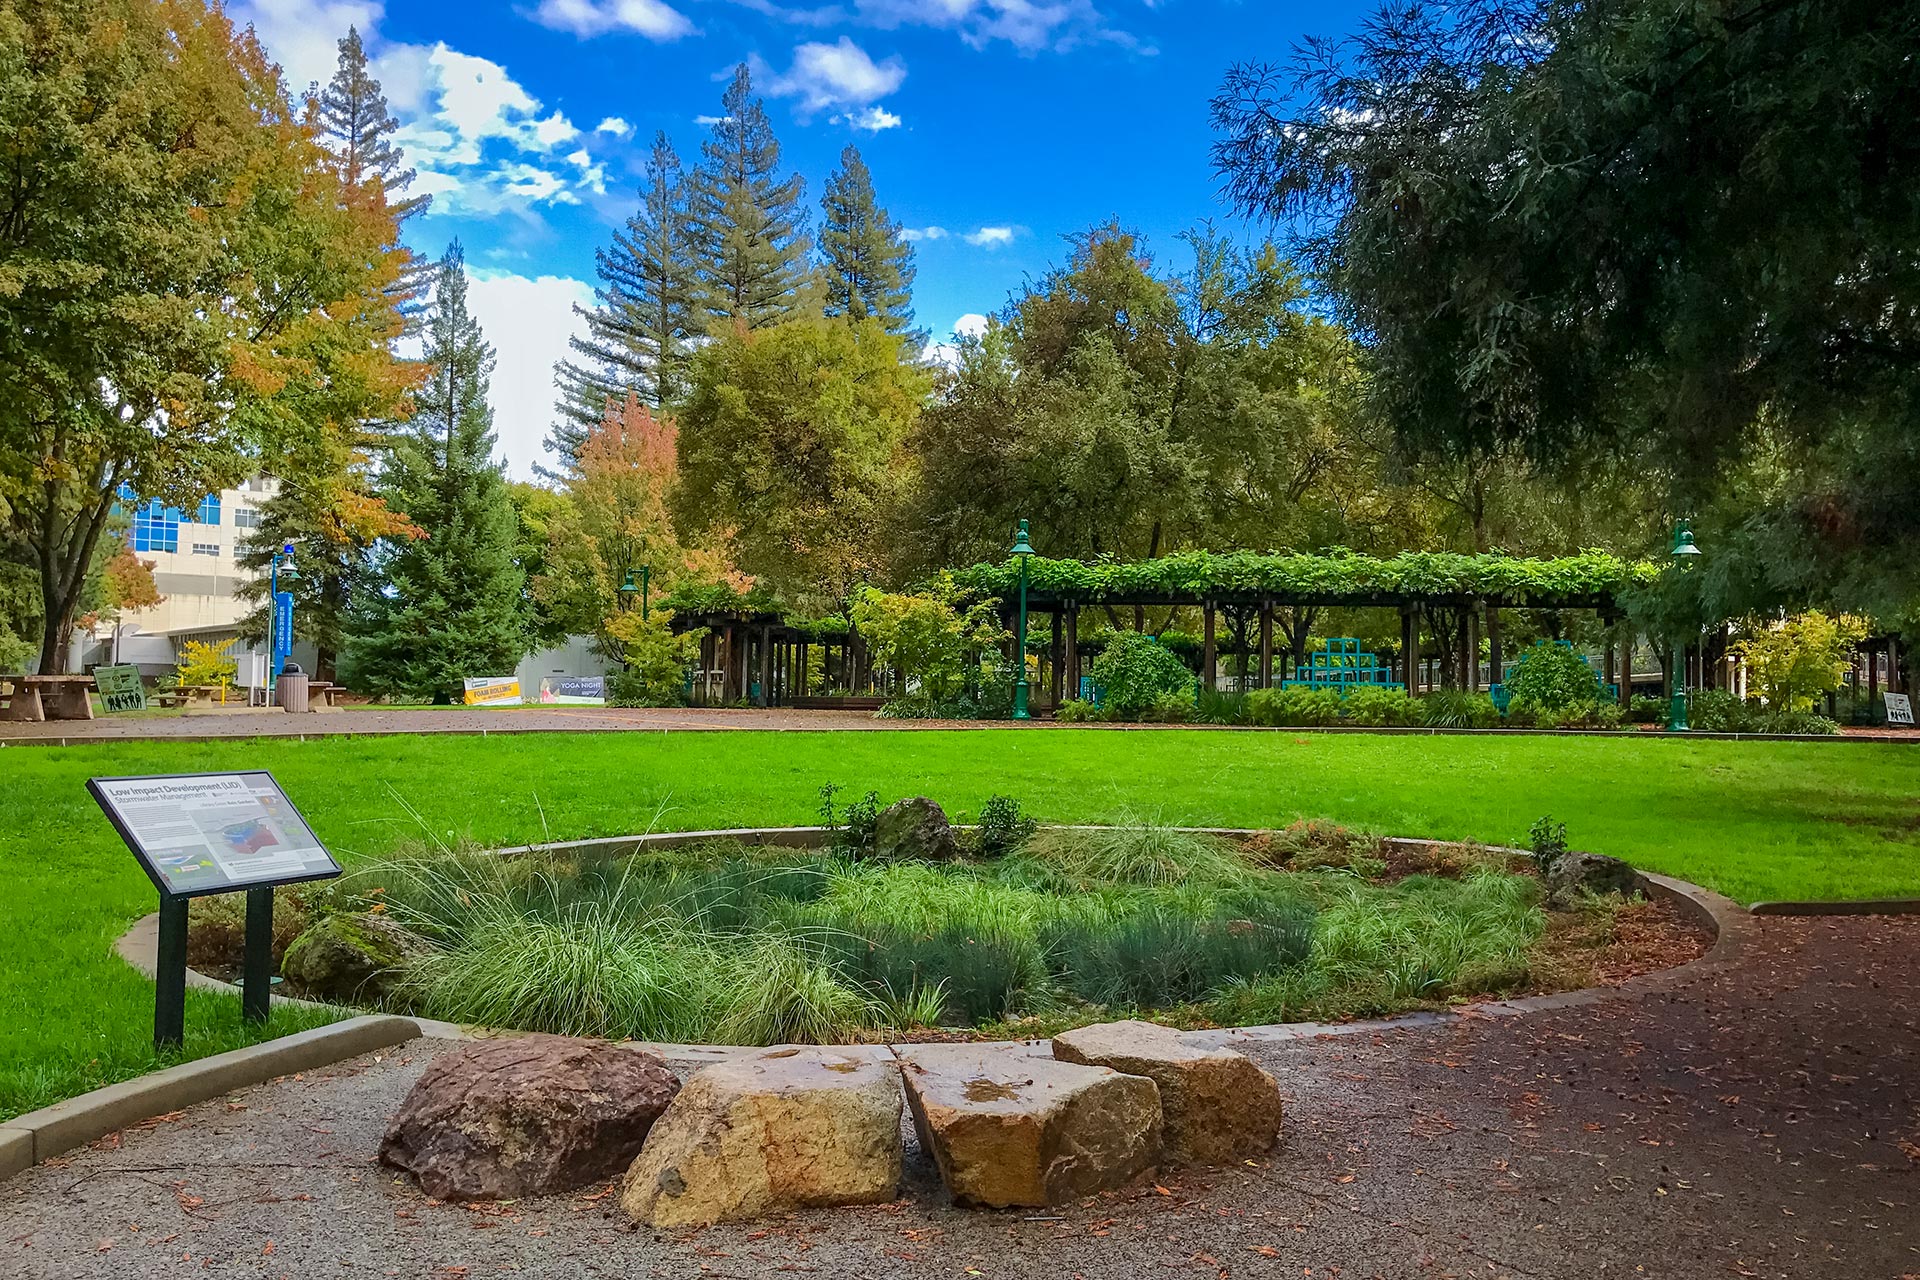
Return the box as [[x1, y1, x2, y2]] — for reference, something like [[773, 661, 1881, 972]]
[[1259, 600, 1274, 688], [1050, 610, 1063, 706], [1486, 604, 1503, 688], [1401, 608, 1419, 692], [1869, 645, 1881, 708], [1891, 635, 1904, 694], [1618, 630, 1633, 709], [759, 624, 773, 706], [1201, 601, 1217, 692], [1064, 603, 1080, 700], [1467, 605, 1481, 692]]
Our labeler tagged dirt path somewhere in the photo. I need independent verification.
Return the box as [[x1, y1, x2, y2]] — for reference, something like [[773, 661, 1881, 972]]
[[3, 915, 1916, 1279]]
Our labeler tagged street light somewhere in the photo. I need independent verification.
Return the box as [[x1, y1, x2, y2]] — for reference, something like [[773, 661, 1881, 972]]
[[618, 564, 653, 620], [1010, 519, 1035, 720], [1667, 521, 1701, 731], [269, 541, 298, 698]]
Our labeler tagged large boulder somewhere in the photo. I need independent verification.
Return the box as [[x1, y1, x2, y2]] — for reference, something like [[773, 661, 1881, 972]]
[[873, 796, 959, 862], [622, 1047, 904, 1228], [897, 1043, 1162, 1208], [381, 1035, 680, 1201], [281, 912, 430, 1000], [1546, 851, 1641, 908], [1052, 1021, 1282, 1165]]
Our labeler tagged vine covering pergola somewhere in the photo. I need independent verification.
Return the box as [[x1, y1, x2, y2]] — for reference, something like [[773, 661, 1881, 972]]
[[948, 549, 1661, 706], [668, 550, 1664, 709]]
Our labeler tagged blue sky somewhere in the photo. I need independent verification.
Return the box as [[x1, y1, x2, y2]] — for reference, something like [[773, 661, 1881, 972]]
[[229, 0, 1370, 476]]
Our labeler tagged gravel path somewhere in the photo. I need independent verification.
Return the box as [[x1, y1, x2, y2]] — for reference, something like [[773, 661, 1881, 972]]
[[4, 915, 1916, 1279]]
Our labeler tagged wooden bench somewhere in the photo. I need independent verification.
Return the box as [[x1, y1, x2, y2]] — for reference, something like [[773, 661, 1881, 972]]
[[0, 674, 97, 722], [306, 681, 345, 710]]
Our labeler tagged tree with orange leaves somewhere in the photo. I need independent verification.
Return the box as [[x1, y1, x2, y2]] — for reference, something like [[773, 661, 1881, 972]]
[[537, 392, 741, 670], [0, 0, 421, 672]]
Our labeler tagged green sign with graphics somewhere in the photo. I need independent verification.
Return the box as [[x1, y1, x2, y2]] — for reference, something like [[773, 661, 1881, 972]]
[[95, 663, 146, 713]]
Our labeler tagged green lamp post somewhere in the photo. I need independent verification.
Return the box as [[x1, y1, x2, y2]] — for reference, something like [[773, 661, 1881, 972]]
[[619, 564, 652, 620], [1667, 520, 1702, 731], [1010, 519, 1035, 720]]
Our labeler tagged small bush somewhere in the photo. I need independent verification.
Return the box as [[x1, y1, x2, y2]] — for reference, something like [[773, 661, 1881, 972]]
[[1340, 685, 1417, 726], [1092, 633, 1194, 719], [817, 783, 881, 855], [971, 794, 1038, 859], [1420, 689, 1501, 728], [1143, 687, 1197, 723], [1760, 710, 1840, 736], [1503, 642, 1607, 712], [1050, 903, 1315, 1008], [1527, 815, 1568, 876], [1628, 694, 1665, 723], [1246, 686, 1342, 727], [1687, 689, 1762, 733], [1053, 698, 1105, 723], [1193, 687, 1249, 725]]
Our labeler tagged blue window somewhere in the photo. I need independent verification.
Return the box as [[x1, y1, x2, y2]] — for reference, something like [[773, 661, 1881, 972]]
[[131, 500, 181, 553], [195, 494, 221, 525]]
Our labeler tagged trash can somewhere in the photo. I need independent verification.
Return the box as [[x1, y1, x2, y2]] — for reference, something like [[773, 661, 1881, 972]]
[[275, 671, 310, 713]]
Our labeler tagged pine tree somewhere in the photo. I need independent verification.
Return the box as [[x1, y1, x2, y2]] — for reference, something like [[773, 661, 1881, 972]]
[[343, 243, 528, 702], [686, 65, 812, 332], [819, 144, 917, 340], [545, 133, 701, 473]]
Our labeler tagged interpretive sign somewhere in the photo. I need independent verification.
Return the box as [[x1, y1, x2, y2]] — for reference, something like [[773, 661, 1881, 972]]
[[89, 772, 340, 899], [88, 772, 341, 1046], [539, 675, 605, 705], [94, 664, 147, 713], [1886, 692, 1914, 726], [463, 676, 522, 706]]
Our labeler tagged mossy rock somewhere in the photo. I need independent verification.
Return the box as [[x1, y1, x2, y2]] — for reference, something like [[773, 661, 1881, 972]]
[[281, 913, 429, 1001], [872, 797, 959, 863]]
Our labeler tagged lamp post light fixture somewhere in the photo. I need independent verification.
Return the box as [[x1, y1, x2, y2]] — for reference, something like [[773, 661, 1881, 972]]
[[618, 564, 654, 620], [1010, 519, 1035, 720], [1667, 520, 1702, 732], [269, 541, 299, 698]]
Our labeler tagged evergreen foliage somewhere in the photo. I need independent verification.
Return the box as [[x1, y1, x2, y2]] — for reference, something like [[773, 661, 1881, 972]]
[[343, 245, 528, 701], [686, 65, 813, 332], [818, 145, 917, 340], [546, 133, 701, 472]]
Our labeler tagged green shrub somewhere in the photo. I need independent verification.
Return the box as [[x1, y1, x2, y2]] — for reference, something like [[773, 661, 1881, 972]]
[[1760, 710, 1840, 736], [1628, 694, 1665, 723], [1020, 823, 1253, 888], [1194, 686, 1249, 725], [1246, 686, 1343, 727], [1684, 689, 1758, 733], [1420, 689, 1501, 728], [971, 794, 1038, 859], [1053, 698, 1105, 723], [1527, 815, 1568, 876], [1049, 902, 1315, 1009], [817, 783, 881, 855], [1143, 687, 1197, 723], [1503, 642, 1607, 711], [1340, 685, 1417, 726], [1092, 633, 1194, 719]]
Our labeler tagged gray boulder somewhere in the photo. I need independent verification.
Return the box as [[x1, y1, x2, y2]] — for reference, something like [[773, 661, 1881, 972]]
[[280, 912, 430, 1000], [873, 796, 959, 862], [382, 1035, 680, 1201], [1546, 851, 1641, 907]]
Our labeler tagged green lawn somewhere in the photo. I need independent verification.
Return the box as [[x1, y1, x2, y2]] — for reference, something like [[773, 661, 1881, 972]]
[[4, 729, 1917, 1120]]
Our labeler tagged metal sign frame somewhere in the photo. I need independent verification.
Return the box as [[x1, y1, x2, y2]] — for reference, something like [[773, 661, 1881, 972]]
[[87, 771, 341, 1047]]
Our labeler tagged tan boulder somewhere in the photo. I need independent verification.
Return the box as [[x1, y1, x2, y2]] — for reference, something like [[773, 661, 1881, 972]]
[[897, 1043, 1162, 1208], [621, 1046, 903, 1228], [1052, 1020, 1283, 1165]]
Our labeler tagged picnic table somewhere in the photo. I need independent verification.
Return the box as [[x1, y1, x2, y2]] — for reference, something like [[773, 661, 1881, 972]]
[[0, 674, 97, 722]]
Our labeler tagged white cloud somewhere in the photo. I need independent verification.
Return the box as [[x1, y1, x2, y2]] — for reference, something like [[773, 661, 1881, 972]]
[[928, 312, 992, 369], [694, 113, 733, 125], [730, 0, 1142, 55], [228, 0, 385, 94], [835, 105, 903, 131], [953, 312, 989, 338], [595, 116, 635, 136], [391, 45, 599, 215], [529, 0, 695, 40], [464, 271, 596, 481], [764, 37, 906, 117], [902, 226, 948, 242], [964, 226, 1016, 247]]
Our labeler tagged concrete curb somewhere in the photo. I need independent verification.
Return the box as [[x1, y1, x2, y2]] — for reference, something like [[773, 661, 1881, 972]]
[[0, 1015, 422, 1181], [1750, 897, 1920, 916]]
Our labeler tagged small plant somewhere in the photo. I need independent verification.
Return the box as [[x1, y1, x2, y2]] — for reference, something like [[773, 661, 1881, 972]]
[[816, 782, 843, 833], [1503, 642, 1607, 713], [971, 794, 1038, 859], [1528, 815, 1569, 876], [1092, 632, 1195, 720], [840, 790, 882, 856], [175, 637, 238, 689], [1340, 685, 1417, 726], [1053, 698, 1105, 723], [1193, 686, 1249, 725], [1628, 694, 1665, 723], [1246, 686, 1342, 727], [1421, 689, 1501, 729]]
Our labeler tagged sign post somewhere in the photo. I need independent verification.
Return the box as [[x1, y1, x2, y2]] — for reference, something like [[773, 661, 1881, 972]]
[[88, 772, 341, 1047]]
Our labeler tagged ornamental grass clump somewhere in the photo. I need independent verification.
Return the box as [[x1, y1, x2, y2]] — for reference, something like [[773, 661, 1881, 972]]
[[1019, 822, 1254, 889]]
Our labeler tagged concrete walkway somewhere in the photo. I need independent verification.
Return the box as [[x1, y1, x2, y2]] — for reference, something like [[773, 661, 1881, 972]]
[[3, 914, 1915, 1279]]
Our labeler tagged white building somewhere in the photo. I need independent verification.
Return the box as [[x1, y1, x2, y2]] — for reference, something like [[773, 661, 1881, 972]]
[[82, 477, 315, 682]]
